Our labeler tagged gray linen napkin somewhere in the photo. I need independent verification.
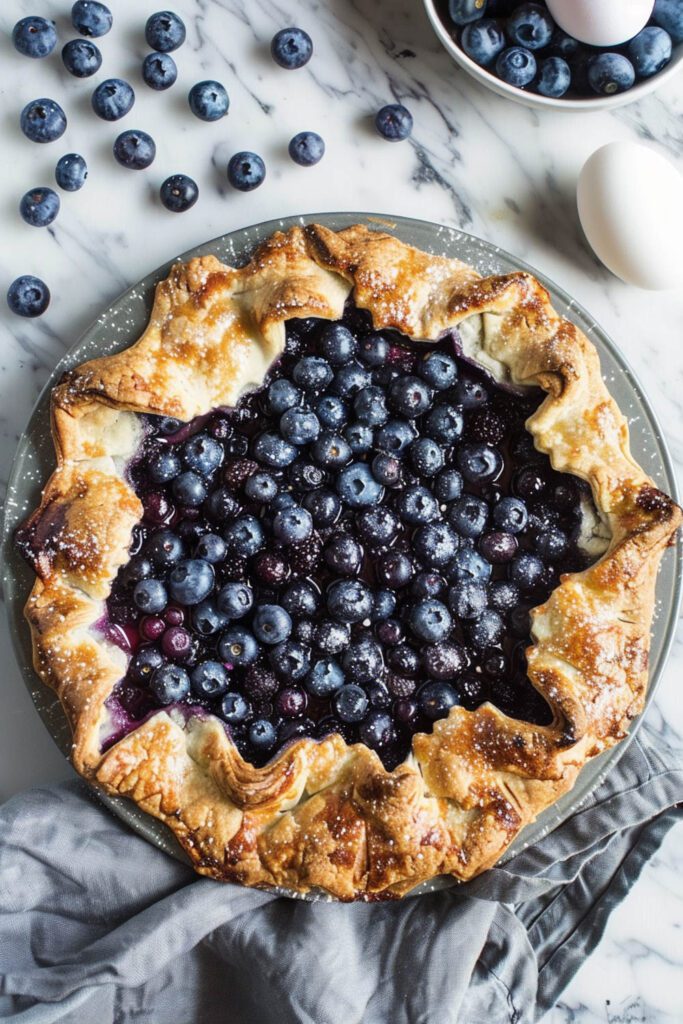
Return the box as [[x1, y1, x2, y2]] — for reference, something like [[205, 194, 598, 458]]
[[0, 717, 681, 1024]]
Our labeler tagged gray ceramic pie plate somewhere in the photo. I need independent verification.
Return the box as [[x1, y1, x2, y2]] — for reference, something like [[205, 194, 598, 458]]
[[2, 213, 681, 902]]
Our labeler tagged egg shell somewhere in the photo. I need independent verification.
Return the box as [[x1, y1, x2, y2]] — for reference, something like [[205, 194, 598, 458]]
[[545, 0, 654, 46], [577, 141, 683, 291]]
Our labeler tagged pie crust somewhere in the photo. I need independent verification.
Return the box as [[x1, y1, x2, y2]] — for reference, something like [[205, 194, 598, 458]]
[[19, 223, 681, 900]]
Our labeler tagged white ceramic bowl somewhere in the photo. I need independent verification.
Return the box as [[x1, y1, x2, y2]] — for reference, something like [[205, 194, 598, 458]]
[[423, 0, 683, 111]]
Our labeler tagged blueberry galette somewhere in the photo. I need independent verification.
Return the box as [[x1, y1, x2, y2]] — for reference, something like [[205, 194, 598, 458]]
[[18, 224, 681, 899]]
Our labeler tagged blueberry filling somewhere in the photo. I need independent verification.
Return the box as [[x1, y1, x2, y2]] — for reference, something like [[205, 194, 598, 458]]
[[102, 304, 597, 770]]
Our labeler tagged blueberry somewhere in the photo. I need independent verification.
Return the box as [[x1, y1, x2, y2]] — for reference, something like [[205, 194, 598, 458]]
[[188, 80, 230, 121], [192, 599, 228, 636], [277, 686, 308, 719], [375, 419, 417, 455], [409, 599, 452, 642], [204, 487, 240, 523], [252, 432, 298, 468], [270, 640, 311, 681], [419, 681, 459, 720], [458, 444, 501, 483], [371, 589, 397, 622], [302, 488, 341, 527], [537, 56, 571, 98], [293, 356, 333, 392], [447, 581, 487, 619], [375, 103, 413, 142], [249, 719, 277, 751], [492, 496, 528, 534], [389, 375, 432, 417], [397, 485, 439, 524], [92, 79, 135, 121], [447, 496, 489, 538], [334, 684, 369, 723], [337, 463, 384, 508], [145, 11, 186, 52], [253, 604, 292, 645], [13, 17, 57, 58], [327, 579, 373, 623], [314, 619, 351, 654], [159, 174, 199, 212], [227, 151, 266, 191], [271, 492, 297, 512], [182, 434, 223, 475], [306, 658, 345, 697], [342, 639, 383, 684], [356, 506, 399, 547], [495, 45, 537, 87], [461, 18, 506, 66], [422, 641, 466, 681], [220, 692, 251, 724], [316, 395, 347, 429], [587, 53, 635, 95], [507, 4, 554, 50], [448, 0, 487, 25], [310, 432, 350, 469], [478, 530, 517, 563], [409, 437, 444, 477], [218, 626, 259, 666], [653, 0, 683, 45], [425, 404, 464, 445], [324, 534, 363, 575], [548, 29, 580, 60], [358, 334, 389, 367], [191, 660, 229, 698], [142, 52, 177, 91], [268, 378, 302, 414], [377, 551, 415, 588], [510, 552, 544, 589], [411, 571, 445, 599], [387, 644, 420, 677], [224, 515, 265, 557], [627, 27, 672, 79], [72, 1, 112, 37], [244, 472, 278, 503], [535, 526, 567, 561], [468, 609, 504, 648], [145, 529, 185, 567], [55, 153, 88, 192], [454, 377, 488, 409], [134, 578, 167, 614], [358, 711, 395, 750], [20, 99, 67, 144], [321, 324, 357, 364], [418, 351, 458, 390], [167, 559, 214, 605], [150, 663, 190, 704], [371, 453, 403, 488], [489, 580, 520, 613], [434, 468, 463, 503], [331, 362, 371, 398], [113, 130, 156, 170], [127, 646, 163, 686], [414, 522, 458, 567], [62, 39, 102, 77], [172, 470, 207, 506], [280, 407, 320, 445], [448, 547, 492, 582], [271, 27, 313, 69], [273, 506, 313, 544], [216, 581, 253, 619], [344, 422, 374, 455], [19, 188, 60, 228], [353, 386, 388, 426], [288, 458, 324, 492], [148, 450, 181, 484], [157, 417, 182, 435], [7, 276, 50, 318], [289, 131, 325, 166]]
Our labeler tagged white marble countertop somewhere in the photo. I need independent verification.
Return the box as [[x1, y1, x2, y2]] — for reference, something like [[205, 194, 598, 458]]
[[0, 1, 681, 1020]]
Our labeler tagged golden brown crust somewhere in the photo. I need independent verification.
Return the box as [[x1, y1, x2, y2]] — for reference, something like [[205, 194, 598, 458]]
[[21, 223, 681, 899]]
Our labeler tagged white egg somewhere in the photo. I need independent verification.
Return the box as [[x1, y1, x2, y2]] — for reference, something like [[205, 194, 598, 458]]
[[546, 0, 654, 46], [577, 141, 683, 291]]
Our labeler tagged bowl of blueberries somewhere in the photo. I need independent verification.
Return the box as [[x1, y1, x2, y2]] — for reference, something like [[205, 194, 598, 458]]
[[423, 0, 683, 109]]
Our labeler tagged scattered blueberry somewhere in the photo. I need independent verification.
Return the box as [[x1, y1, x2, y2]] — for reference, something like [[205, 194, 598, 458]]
[[160, 174, 198, 212], [92, 79, 135, 121], [55, 153, 88, 191], [20, 99, 67, 144], [7, 276, 50, 318], [72, 1, 112, 37], [13, 17, 57, 58], [289, 131, 325, 166], [188, 80, 230, 121], [375, 103, 413, 141], [227, 151, 266, 191], [271, 27, 313, 69], [19, 187, 60, 228], [146, 10, 186, 52], [142, 52, 178, 90], [62, 38, 102, 76], [113, 130, 156, 170]]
